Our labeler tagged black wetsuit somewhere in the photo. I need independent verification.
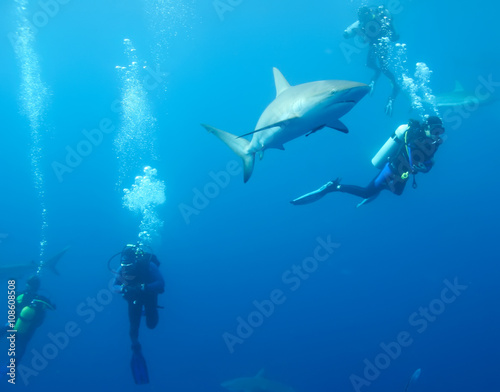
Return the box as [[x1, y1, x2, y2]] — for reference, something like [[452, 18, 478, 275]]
[[114, 254, 164, 347]]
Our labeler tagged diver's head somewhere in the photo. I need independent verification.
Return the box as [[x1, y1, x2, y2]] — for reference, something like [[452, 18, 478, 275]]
[[424, 116, 444, 141], [120, 243, 145, 271], [358, 6, 372, 24], [26, 275, 41, 293]]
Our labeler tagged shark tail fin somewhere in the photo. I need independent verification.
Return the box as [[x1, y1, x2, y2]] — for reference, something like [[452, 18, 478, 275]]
[[42, 246, 70, 275], [202, 124, 255, 183]]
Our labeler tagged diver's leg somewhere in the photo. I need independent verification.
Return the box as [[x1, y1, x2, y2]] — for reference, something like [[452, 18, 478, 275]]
[[337, 182, 380, 199], [380, 64, 400, 99], [144, 294, 159, 330], [338, 165, 395, 199], [128, 300, 142, 347], [14, 334, 29, 363]]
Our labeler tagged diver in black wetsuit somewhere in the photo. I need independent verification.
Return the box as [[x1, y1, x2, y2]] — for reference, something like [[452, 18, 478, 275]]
[[291, 116, 445, 205], [113, 244, 164, 347], [113, 243, 164, 384], [343, 5, 400, 115]]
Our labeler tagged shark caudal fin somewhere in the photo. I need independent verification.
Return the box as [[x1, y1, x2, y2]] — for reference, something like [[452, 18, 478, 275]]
[[202, 124, 255, 183], [42, 246, 70, 275]]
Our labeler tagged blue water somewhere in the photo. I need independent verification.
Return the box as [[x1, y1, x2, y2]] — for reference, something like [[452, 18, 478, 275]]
[[1, 0, 499, 390]]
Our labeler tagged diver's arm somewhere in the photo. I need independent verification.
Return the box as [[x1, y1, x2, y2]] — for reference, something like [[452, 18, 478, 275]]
[[145, 263, 165, 294], [389, 21, 400, 41], [413, 159, 434, 173], [290, 181, 337, 205], [112, 266, 126, 293], [343, 21, 361, 39], [34, 295, 56, 311]]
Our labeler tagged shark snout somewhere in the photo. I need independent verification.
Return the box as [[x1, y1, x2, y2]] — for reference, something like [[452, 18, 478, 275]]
[[333, 82, 370, 103]]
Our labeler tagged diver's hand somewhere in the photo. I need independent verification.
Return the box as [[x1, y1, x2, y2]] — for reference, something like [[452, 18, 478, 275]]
[[412, 163, 427, 173], [385, 97, 394, 116], [122, 285, 142, 300], [368, 80, 375, 96]]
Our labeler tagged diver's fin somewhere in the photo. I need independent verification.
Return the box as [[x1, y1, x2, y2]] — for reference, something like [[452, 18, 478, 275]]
[[273, 68, 291, 97], [131, 347, 149, 385], [404, 368, 421, 392], [202, 124, 255, 183], [42, 246, 70, 275], [356, 195, 378, 208]]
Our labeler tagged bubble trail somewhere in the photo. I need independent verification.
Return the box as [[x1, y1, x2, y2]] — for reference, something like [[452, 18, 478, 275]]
[[143, 0, 193, 84], [123, 166, 166, 246], [114, 39, 158, 187], [392, 43, 438, 119], [12, 0, 50, 264]]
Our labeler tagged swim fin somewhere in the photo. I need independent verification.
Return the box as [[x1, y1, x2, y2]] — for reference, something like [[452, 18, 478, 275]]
[[131, 346, 149, 384]]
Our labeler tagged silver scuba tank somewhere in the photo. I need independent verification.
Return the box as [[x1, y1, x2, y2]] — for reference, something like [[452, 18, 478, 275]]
[[371, 124, 408, 169]]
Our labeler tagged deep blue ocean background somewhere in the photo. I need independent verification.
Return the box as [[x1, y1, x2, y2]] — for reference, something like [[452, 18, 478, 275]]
[[1, 0, 499, 391]]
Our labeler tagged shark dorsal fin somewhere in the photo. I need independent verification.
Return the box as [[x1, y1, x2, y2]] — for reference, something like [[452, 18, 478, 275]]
[[273, 68, 291, 97], [255, 369, 265, 378], [453, 81, 464, 92]]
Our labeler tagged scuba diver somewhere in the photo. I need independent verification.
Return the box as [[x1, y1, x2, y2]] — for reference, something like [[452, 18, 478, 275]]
[[291, 116, 445, 206], [13, 275, 55, 361], [112, 243, 165, 385], [1, 275, 55, 380], [343, 5, 400, 116]]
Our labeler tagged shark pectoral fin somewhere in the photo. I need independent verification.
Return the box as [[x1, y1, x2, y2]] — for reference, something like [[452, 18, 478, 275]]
[[202, 124, 255, 183], [273, 68, 291, 97], [258, 151, 264, 160], [325, 119, 349, 133]]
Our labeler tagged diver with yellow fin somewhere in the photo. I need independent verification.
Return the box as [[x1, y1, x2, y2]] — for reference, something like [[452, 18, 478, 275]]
[[111, 243, 165, 385], [291, 116, 445, 206], [0, 274, 56, 382], [1, 248, 66, 380], [12, 275, 56, 361]]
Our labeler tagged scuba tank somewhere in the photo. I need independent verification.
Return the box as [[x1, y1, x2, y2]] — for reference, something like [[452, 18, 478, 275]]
[[15, 305, 37, 334], [371, 124, 408, 169]]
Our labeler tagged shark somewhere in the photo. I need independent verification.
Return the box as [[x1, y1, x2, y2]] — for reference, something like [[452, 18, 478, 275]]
[[0, 246, 69, 278], [431, 81, 498, 108], [221, 369, 295, 392], [202, 68, 369, 182]]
